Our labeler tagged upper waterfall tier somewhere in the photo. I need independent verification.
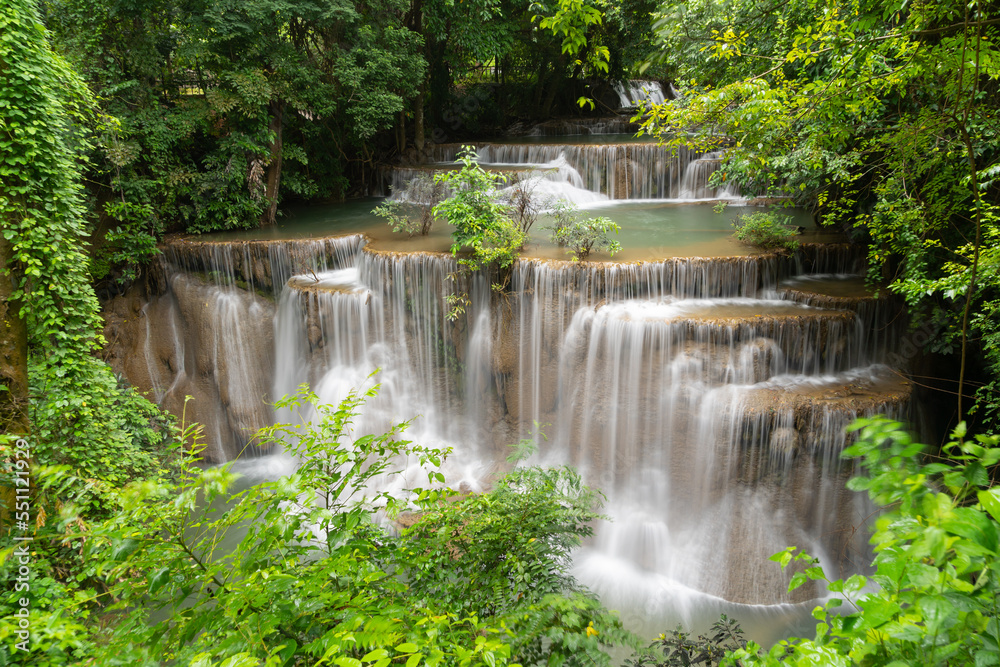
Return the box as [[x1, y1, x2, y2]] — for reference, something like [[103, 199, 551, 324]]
[[505, 117, 641, 137], [157, 234, 366, 296], [400, 141, 735, 201]]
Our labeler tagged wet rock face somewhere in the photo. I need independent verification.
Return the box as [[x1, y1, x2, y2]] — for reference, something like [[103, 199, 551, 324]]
[[102, 274, 276, 462]]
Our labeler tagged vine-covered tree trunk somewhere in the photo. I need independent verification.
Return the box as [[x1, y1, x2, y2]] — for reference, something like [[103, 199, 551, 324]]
[[262, 99, 285, 226], [0, 231, 29, 435]]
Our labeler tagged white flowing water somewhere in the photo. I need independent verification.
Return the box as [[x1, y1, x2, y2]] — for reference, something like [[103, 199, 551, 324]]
[[126, 129, 913, 646], [613, 80, 669, 108], [134, 236, 910, 644], [388, 142, 740, 202]]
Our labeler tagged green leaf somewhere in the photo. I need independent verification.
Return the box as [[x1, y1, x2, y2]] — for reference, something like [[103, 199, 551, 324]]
[[111, 538, 142, 561], [362, 648, 389, 662], [942, 508, 999, 554], [978, 489, 1000, 524], [148, 567, 171, 594], [857, 596, 899, 628], [789, 572, 808, 591]]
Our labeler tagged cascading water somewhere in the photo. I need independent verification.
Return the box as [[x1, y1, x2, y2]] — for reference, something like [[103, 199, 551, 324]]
[[613, 80, 669, 108], [384, 137, 742, 205], [680, 151, 740, 200], [103, 124, 915, 648], [402, 142, 734, 202]]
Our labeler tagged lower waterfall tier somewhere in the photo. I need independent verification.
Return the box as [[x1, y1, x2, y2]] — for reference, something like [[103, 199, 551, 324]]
[[102, 234, 917, 643]]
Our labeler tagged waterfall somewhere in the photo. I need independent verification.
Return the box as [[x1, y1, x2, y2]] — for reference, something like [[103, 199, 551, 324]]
[[109, 119, 914, 644], [111, 234, 913, 643], [614, 80, 668, 108], [680, 151, 741, 200], [390, 141, 739, 203], [523, 117, 639, 136]]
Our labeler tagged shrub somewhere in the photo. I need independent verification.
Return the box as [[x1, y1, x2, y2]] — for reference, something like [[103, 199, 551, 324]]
[[433, 148, 527, 274], [549, 209, 623, 261], [14, 385, 635, 666], [732, 211, 799, 250], [626, 616, 747, 667]]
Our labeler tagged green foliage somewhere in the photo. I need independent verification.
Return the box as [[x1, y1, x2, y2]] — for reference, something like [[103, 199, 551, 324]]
[[434, 148, 528, 275], [1, 0, 101, 372], [640, 0, 1000, 418], [0, 537, 96, 665], [5, 386, 633, 665], [732, 211, 799, 251], [45, 0, 426, 241], [533, 0, 610, 74], [724, 417, 1000, 666], [0, 0, 172, 503], [406, 465, 596, 614], [626, 616, 746, 667], [432, 149, 528, 317], [97, 200, 163, 283], [405, 465, 634, 666], [26, 356, 171, 511], [374, 200, 422, 237], [548, 206, 622, 261]]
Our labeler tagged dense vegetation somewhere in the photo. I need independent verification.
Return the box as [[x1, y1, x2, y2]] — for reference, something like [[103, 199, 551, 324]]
[[4, 0, 1000, 663], [32, 0, 660, 292], [641, 0, 1000, 423]]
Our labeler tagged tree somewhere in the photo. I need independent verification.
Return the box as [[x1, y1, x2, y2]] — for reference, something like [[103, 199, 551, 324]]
[[1, 0, 103, 438], [641, 0, 1000, 422], [731, 211, 799, 251], [42, 0, 426, 247], [549, 211, 622, 261], [432, 148, 527, 308], [1, 0, 169, 502], [177, 0, 426, 225]]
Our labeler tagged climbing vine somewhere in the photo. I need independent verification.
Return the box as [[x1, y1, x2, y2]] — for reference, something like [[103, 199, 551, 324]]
[[0, 0, 167, 488]]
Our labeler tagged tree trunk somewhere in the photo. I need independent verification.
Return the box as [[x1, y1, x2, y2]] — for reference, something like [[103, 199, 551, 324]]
[[261, 99, 285, 227], [397, 110, 407, 153], [429, 39, 450, 127], [0, 232, 29, 435], [410, 0, 425, 153], [542, 56, 566, 118], [414, 88, 425, 152]]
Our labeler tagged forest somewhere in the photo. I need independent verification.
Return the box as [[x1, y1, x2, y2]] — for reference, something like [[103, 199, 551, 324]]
[[2, 0, 1000, 663]]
